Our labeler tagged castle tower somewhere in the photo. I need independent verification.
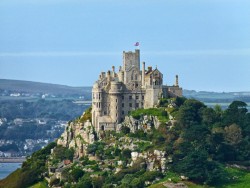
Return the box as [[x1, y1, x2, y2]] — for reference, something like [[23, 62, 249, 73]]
[[109, 82, 122, 124], [123, 49, 140, 84], [92, 83, 103, 131]]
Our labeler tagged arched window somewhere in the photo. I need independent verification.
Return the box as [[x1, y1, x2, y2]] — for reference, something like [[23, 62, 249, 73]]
[[101, 125, 105, 131]]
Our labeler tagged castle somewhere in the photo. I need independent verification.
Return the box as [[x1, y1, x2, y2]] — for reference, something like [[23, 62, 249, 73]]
[[92, 49, 182, 132]]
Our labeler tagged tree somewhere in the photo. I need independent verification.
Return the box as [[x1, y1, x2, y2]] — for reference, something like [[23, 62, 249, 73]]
[[176, 99, 205, 127], [201, 108, 216, 126], [173, 149, 225, 184], [71, 168, 84, 182], [121, 126, 130, 134], [223, 101, 248, 126], [224, 124, 242, 145], [131, 178, 144, 188]]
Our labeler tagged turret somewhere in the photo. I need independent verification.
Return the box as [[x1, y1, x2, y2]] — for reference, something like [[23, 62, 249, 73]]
[[175, 75, 179, 86], [112, 66, 116, 77], [107, 70, 111, 82]]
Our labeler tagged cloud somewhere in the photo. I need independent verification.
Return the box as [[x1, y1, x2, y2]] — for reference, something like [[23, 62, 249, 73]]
[[1, 49, 250, 58]]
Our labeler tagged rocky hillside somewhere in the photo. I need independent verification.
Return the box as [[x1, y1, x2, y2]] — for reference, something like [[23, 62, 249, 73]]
[[1, 97, 250, 188]]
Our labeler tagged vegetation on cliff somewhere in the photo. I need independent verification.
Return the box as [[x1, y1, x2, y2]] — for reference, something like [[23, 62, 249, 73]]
[[1, 98, 250, 188]]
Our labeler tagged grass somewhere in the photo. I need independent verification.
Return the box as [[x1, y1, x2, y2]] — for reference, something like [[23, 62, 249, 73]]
[[0, 169, 21, 188], [148, 171, 181, 188], [149, 167, 250, 188], [220, 167, 250, 188], [30, 181, 48, 188], [129, 108, 168, 123]]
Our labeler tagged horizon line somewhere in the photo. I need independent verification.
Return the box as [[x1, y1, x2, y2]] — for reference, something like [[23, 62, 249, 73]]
[[1, 48, 250, 57]]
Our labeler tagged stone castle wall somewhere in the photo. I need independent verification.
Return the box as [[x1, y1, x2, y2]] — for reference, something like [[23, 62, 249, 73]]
[[92, 49, 182, 133]]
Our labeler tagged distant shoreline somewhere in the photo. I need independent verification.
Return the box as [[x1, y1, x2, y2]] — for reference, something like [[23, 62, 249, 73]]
[[0, 157, 26, 163]]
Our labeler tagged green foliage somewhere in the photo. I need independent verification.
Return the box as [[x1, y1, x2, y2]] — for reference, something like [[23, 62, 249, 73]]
[[129, 108, 168, 123], [53, 145, 74, 161], [71, 168, 84, 182], [87, 141, 105, 157], [141, 171, 163, 182], [176, 99, 205, 127], [0, 142, 56, 188], [120, 126, 130, 134], [159, 98, 168, 107], [79, 107, 92, 123], [121, 149, 132, 160], [174, 149, 226, 184]]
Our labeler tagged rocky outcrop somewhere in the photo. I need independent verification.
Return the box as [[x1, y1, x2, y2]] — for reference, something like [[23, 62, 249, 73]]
[[57, 118, 95, 158], [119, 115, 161, 133], [131, 150, 167, 172]]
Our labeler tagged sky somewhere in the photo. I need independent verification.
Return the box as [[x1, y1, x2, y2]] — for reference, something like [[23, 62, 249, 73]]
[[0, 0, 250, 92]]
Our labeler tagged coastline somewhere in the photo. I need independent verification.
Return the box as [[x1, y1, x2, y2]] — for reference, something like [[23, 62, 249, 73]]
[[0, 157, 26, 163]]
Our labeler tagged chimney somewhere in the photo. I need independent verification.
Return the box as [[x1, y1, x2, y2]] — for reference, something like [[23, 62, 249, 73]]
[[175, 75, 179, 86], [107, 70, 111, 82], [142, 62, 145, 86], [112, 66, 115, 77], [148, 66, 152, 72]]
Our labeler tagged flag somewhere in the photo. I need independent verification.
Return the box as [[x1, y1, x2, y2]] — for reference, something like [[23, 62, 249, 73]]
[[134, 42, 139, 46]]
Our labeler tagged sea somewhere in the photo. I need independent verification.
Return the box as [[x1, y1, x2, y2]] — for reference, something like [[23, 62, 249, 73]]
[[0, 163, 22, 180]]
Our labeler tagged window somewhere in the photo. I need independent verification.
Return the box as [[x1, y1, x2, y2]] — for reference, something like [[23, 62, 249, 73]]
[[136, 103, 139, 108], [136, 96, 139, 100], [142, 95, 144, 100], [129, 103, 132, 107], [122, 111, 124, 115], [129, 96, 132, 100], [122, 103, 124, 107], [101, 125, 105, 131], [122, 96, 124, 100]]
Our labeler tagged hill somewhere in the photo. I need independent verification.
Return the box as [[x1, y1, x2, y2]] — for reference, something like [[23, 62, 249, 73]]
[[0, 79, 91, 97], [1, 97, 250, 188]]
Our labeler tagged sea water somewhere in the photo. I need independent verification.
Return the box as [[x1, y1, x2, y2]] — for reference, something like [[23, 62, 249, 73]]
[[0, 163, 22, 180]]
